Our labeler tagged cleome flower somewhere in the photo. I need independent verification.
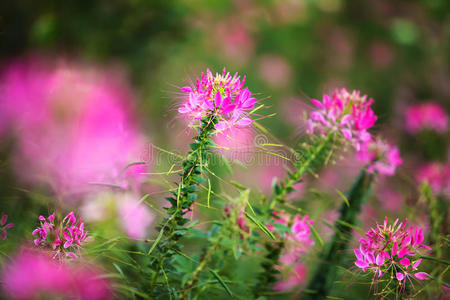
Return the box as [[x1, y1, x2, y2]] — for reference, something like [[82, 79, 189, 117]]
[[0, 214, 14, 240], [354, 217, 431, 289], [268, 212, 314, 291], [357, 138, 403, 176], [405, 102, 448, 134], [178, 68, 258, 131], [306, 89, 377, 151], [32, 212, 88, 260]]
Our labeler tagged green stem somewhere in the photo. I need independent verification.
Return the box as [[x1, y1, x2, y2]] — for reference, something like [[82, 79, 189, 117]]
[[269, 133, 335, 210], [149, 115, 217, 294], [304, 170, 373, 300]]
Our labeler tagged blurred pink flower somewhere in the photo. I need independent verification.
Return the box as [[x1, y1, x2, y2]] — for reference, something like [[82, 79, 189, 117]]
[[273, 263, 307, 292], [1, 249, 111, 300], [215, 18, 254, 65], [405, 103, 448, 134], [32, 212, 88, 260], [370, 42, 394, 69], [0, 58, 148, 197], [0, 214, 14, 240], [258, 54, 292, 88], [357, 138, 402, 176], [213, 125, 254, 163], [118, 194, 154, 240], [416, 162, 450, 196], [306, 89, 377, 151]]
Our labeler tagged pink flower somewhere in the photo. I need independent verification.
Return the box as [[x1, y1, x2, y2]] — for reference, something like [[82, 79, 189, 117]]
[[32, 212, 88, 260], [354, 217, 431, 288], [258, 54, 292, 88], [405, 102, 448, 134], [306, 89, 377, 151], [178, 68, 258, 131], [273, 263, 307, 292], [0, 214, 14, 240], [119, 195, 154, 240], [357, 138, 402, 176], [1, 248, 111, 300], [416, 162, 450, 196], [0, 58, 148, 197]]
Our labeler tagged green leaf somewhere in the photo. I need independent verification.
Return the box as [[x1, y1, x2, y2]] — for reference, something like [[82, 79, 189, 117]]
[[335, 189, 350, 207], [229, 180, 247, 191], [307, 221, 324, 247], [148, 227, 165, 255], [245, 212, 275, 240], [210, 270, 233, 297]]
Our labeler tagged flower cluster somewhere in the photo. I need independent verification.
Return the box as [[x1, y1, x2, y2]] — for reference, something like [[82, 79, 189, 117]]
[[354, 217, 431, 285], [416, 162, 450, 197], [1, 214, 14, 240], [405, 103, 448, 134], [1, 249, 111, 300], [178, 68, 258, 131], [306, 89, 377, 151], [32, 212, 88, 259], [357, 138, 403, 176], [268, 212, 314, 291]]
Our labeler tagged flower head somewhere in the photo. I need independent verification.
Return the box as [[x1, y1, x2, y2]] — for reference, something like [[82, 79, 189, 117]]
[[354, 217, 431, 291], [405, 103, 448, 134], [416, 162, 450, 197], [306, 89, 377, 151], [357, 138, 402, 176], [32, 212, 88, 259], [1, 248, 111, 300], [178, 68, 258, 131], [0, 214, 14, 240]]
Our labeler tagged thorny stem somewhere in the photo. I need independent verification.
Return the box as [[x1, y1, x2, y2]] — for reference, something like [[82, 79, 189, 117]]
[[149, 115, 217, 294], [304, 170, 374, 300]]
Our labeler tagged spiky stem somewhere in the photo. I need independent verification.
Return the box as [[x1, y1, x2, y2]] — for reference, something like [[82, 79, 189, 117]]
[[304, 170, 374, 300], [149, 115, 216, 294]]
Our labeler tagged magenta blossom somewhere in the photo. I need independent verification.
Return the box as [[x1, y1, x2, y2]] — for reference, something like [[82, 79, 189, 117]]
[[178, 68, 258, 131], [306, 89, 377, 151], [354, 217, 431, 289], [1, 248, 111, 300], [0, 58, 148, 197], [268, 212, 314, 290], [405, 102, 448, 134], [416, 162, 450, 197], [118, 194, 154, 240], [357, 138, 402, 176], [0, 214, 14, 240], [32, 212, 88, 260]]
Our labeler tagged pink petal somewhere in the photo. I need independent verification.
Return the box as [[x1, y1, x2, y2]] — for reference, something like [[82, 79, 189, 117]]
[[311, 99, 323, 108], [412, 259, 422, 269], [355, 260, 368, 269], [354, 249, 363, 261], [400, 257, 410, 267], [341, 128, 352, 140], [0, 215, 7, 226], [1, 231, 6, 240], [414, 272, 429, 280], [392, 242, 398, 256], [4, 224, 13, 229], [236, 118, 252, 127], [376, 254, 384, 266], [396, 272, 405, 281], [398, 247, 409, 258], [180, 86, 192, 93]]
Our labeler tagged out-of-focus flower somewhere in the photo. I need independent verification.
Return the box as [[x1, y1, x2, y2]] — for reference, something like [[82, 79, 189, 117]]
[[273, 263, 307, 292], [405, 103, 448, 134], [306, 89, 377, 151], [0, 58, 147, 196], [269, 212, 314, 291], [370, 42, 394, 69], [416, 162, 450, 197], [1, 248, 111, 300], [212, 125, 254, 163], [0, 214, 14, 240], [354, 217, 431, 288], [178, 68, 258, 131], [32, 212, 88, 260], [357, 138, 402, 176], [118, 194, 154, 240], [258, 54, 292, 88]]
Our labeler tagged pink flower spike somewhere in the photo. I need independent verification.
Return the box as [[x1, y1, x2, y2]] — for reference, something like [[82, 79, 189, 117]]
[[414, 272, 429, 280], [396, 272, 405, 281]]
